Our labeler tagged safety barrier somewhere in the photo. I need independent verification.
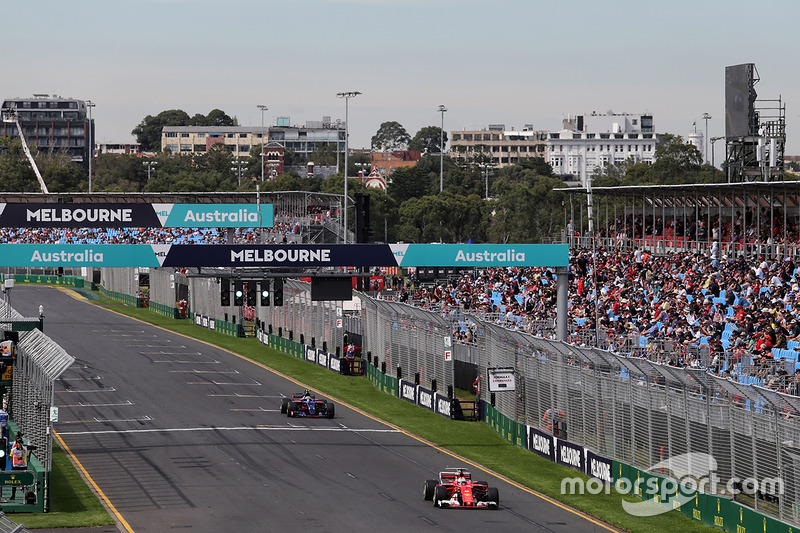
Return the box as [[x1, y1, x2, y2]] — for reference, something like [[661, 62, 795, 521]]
[[192, 313, 245, 337], [366, 361, 398, 397], [484, 402, 527, 449], [8, 274, 84, 288], [149, 301, 184, 319], [99, 286, 138, 307], [612, 460, 796, 533]]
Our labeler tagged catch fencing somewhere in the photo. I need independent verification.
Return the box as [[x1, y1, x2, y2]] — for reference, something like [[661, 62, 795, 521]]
[[92, 267, 800, 525], [469, 313, 800, 525], [265, 289, 800, 526], [13, 327, 74, 475], [99, 267, 138, 296], [257, 279, 357, 355]]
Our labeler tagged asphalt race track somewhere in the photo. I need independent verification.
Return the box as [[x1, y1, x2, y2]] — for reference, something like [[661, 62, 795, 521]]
[[13, 285, 618, 533]]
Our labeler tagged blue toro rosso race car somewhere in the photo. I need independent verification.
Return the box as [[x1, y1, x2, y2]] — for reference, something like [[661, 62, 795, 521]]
[[423, 468, 499, 509], [280, 391, 335, 419]]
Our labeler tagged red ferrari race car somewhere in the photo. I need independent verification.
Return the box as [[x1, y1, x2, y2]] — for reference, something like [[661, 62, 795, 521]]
[[423, 468, 499, 509], [280, 390, 335, 419]]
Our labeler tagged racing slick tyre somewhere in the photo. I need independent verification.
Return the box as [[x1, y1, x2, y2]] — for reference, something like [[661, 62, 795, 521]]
[[423, 479, 437, 501], [280, 398, 289, 414], [433, 485, 449, 508], [487, 487, 500, 507], [326, 401, 336, 419]]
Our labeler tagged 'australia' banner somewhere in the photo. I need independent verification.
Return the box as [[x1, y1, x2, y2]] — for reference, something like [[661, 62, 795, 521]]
[[0, 243, 568, 268]]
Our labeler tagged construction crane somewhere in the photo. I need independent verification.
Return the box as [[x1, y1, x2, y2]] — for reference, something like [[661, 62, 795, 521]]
[[2, 109, 49, 193]]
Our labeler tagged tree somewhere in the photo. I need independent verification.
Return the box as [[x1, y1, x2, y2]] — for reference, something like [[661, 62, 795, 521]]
[[131, 109, 192, 152], [40, 153, 85, 192], [201, 109, 237, 127], [645, 134, 703, 184], [394, 196, 443, 243], [518, 157, 554, 178], [387, 165, 434, 204], [443, 164, 483, 198], [371, 121, 411, 151], [260, 173, 307, 192], [409, 126, 446, 155], [91, 154, 150, 192], [394, 192, 486, 243], [0, 137, 39, 192], [488, 175, 566, 243], [132, 109, 238, 152]]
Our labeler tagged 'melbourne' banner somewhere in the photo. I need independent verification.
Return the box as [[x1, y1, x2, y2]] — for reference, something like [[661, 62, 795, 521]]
[[0, 203, 274, 228], [0, 243, 568, 268]]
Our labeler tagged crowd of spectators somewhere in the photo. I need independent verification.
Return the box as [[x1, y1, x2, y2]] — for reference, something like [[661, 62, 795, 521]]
[[0, 223, 302, 245], [402, 245, 800, 396]]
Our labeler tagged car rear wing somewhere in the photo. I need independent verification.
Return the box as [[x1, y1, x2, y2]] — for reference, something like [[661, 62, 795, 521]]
[[440, 470, 471, 482]]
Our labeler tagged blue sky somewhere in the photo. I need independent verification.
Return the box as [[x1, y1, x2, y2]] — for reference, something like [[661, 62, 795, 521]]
[[10, 0, 799, 157]]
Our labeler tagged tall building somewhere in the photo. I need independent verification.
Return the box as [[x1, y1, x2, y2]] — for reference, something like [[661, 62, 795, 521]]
[[547, 112, 662, 186], [450, 125, 548, 168], [0, 94, 93, 170]]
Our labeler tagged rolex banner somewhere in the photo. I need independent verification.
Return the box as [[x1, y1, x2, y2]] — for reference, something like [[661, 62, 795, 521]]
[[0, 203, 274, 228], [0, 243, 568, 268]]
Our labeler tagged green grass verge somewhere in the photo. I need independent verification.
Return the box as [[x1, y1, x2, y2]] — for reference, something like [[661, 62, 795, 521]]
[[16, 444, 115, 529], [23, 290, 719, 532]]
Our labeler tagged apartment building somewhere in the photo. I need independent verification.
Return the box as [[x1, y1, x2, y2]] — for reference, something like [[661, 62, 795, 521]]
[[450, 125, 548, 168], [548, 112, 662, 186], [0, 94, 93, 169], [161, 117, 344, 163]]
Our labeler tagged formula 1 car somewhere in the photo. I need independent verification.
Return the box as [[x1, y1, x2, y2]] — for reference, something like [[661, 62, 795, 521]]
[[280, 391, 335, 419], [423, 468, 499, 509]]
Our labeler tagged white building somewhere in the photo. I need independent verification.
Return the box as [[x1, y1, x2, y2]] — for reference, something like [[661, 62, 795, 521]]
[[547, 112, 662, 186]]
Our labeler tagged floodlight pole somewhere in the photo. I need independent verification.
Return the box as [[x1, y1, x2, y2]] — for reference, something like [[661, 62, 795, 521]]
[[337, 91, 361, 244], [438, 105, 447, 192], [86, 100, 95, 193], [702, 112, 711, 164], [257, 105, 268, 182]]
